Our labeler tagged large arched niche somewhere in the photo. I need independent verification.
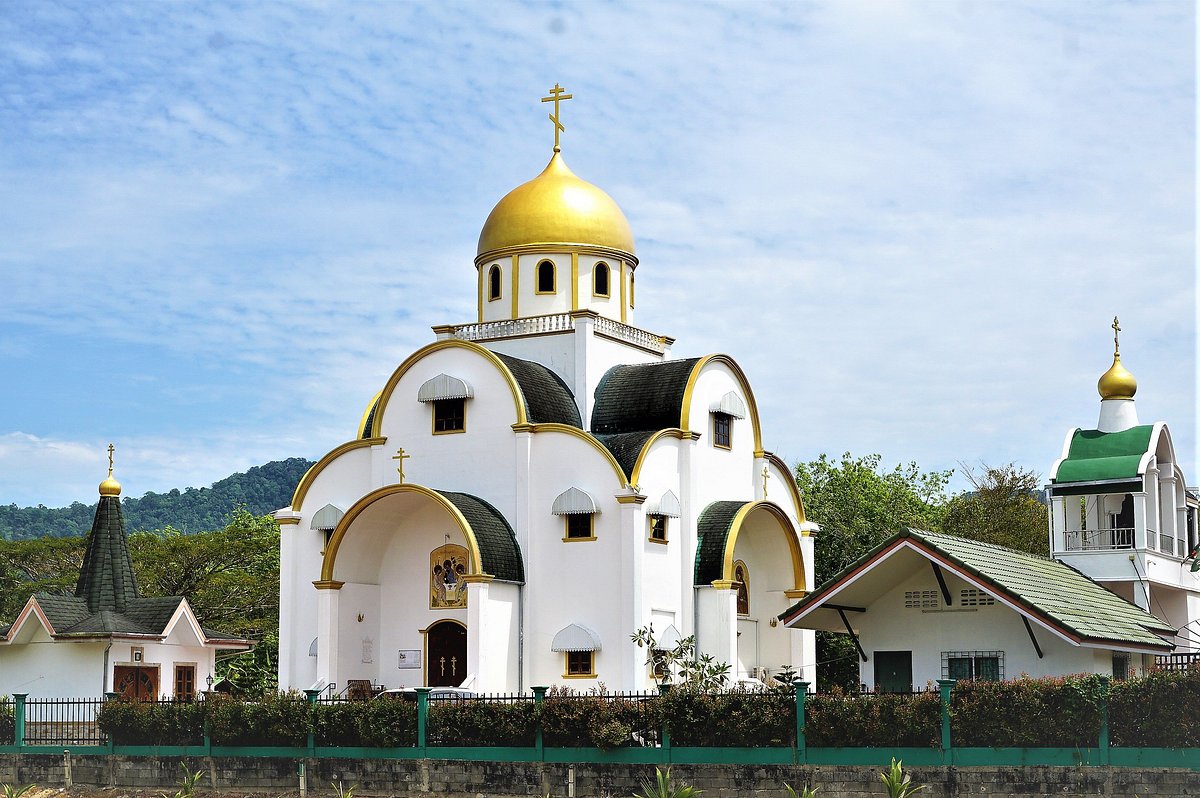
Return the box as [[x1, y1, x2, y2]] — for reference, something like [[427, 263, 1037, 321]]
[[322, 485, 484, 585]]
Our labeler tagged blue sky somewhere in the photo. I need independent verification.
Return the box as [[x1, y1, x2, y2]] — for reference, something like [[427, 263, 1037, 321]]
[[0, 1, 1194, 508]]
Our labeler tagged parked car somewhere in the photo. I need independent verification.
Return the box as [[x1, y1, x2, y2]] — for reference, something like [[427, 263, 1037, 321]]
[[373, 687, 479, 702]]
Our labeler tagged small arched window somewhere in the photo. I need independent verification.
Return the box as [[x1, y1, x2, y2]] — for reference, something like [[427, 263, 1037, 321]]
[[488, 265, 502, 301], [629, 273, 635, 308], [536, 260, 556, 294], [734, 560, 750, 616], [594, 262, 610, 297]]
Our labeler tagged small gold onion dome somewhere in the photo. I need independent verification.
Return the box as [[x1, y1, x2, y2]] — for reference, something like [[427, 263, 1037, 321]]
[[1098, 354, 1137, 400], [477, 152, 635, 257], [99, 473, 122, 497]]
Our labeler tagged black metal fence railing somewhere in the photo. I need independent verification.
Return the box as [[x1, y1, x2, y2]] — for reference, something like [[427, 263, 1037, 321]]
[[24, 697, 106, 746]]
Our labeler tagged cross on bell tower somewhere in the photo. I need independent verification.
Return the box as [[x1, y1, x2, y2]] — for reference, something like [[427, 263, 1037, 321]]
[[541, 83, 573, 152]]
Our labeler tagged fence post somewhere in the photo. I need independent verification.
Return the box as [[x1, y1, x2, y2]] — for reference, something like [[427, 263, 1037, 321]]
[[415, 687, 430, 754], [103, 692, 118, 754], [12, 694, 26, 750], [657, 684, 671, 764], [937, 679, 955, 764], [532, 686, 547, 760], [304, 689, 320, 757], [794, 681, 809, 765], [1097, 675, 1110, 765]]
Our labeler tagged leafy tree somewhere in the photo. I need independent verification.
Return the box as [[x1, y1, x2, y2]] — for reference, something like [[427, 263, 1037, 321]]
[[0, 536, 86, 620], [793, 453, 951, 692], [942, 463, 1049, 556]]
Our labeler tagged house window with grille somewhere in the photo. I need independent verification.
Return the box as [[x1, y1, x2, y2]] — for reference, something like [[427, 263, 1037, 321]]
[[1112, 653, 1132, 681], [904, 590, 938, 609], [942, 651, 1003, 681], [960, 588, 996, 607], [433, 398, 465, 433]]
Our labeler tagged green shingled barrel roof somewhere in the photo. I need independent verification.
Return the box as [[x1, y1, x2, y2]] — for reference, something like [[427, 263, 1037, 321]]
[[694, 500, 750, 585], [439, 490, 525, 583], [1054, 425, 1154, 483]]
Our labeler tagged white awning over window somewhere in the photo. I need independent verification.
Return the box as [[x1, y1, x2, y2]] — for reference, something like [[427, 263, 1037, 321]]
[[657, 624, 683, 650], [417, 374, 474, 403], [646, 490, 681, 518], [551, 623, 602, 652], [551, 487, 600, 515], [309, 638, 318, 657], [310, 504, 345, 531], [709, 391, 747, 419]]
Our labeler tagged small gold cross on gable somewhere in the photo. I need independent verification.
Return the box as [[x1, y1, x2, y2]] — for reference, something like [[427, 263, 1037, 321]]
[[541, 83, 573, 152], [392, 448, 411, 484], [761, 464, 770, 500]]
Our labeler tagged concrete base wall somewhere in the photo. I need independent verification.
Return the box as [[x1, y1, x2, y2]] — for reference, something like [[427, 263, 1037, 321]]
[[2, 754, 1199, 798]]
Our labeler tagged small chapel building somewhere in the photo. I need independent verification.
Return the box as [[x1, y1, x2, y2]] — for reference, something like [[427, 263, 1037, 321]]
[[276, 89, 817, 694], [0, 452, 253, 699]]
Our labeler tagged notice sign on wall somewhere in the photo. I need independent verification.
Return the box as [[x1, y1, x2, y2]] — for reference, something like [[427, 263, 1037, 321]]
[[398, 649, 421, 669]]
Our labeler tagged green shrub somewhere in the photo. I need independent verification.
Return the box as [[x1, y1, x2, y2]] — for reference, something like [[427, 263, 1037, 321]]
[[662, 688, 794, 747], [806, 688, 940, 748], [428, 699, 538, 747], [0, 699, 12, 745], [310, 699, 417, 748], [206, 692, 309, 747], [97, 700, 205, 746], [1110, 668, 1200, 747], [951, 674, 1104, 748], [540, 686, 661, 749]]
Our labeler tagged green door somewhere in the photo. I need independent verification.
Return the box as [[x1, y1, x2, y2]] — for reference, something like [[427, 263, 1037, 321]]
[[874, 651, 912, 693]]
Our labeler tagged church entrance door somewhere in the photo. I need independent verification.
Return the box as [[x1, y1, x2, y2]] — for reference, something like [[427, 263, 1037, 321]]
[[427, 621, 467, 686], [113, 665, 159, 701]]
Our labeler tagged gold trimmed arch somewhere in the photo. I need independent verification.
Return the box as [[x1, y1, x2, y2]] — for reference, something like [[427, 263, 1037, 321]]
[[370, 339, 529, 438], [763, 451, 807, 525], [515, 422, 628, 488], [358, 390, 383, 439], [291, 438, 385, 513], [320, 483, 486, 583], [721, 500, 805, 593], [629, 428, 700, 487], [680, 354, 764, 456]]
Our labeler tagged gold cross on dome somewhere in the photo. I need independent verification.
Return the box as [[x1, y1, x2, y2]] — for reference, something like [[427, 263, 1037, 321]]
[[1112, 316, 1121, 356], [392, 448, 411, 484], [761, 464, 770, 499], [540, 83, 573, 152], [107, 443, 115, 477]]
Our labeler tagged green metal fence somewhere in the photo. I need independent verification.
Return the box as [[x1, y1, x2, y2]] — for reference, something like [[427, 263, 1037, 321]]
[[2, 681, 1197, 771]]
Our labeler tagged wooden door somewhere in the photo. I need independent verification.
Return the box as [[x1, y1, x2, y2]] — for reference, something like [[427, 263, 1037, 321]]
[[427, 621, 466, 686], [113, 665, 159, 701]]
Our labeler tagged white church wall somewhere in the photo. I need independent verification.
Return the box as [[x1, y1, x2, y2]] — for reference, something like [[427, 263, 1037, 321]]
[[732, 513, 799, 679], [695, 586, 738, 670], [853, 568, 1117, 690], [577, 255, 628, 323], [333, 581, 382, 688], [635, 443, 683, 636], [483, 332, 576, 394], [280, 443, 377, 690], [475, 582, 520, 692], [515, 253, 572, 319], [376, 346, 521, 524], [687, 364, 756, 505]]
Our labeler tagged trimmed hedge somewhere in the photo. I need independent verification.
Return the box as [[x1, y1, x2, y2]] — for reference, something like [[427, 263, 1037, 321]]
[[806, 688, 940, 748], [87, 671, 1200, 750], [1110, 668, 1200, 747], [951, 674, 1105, 748]]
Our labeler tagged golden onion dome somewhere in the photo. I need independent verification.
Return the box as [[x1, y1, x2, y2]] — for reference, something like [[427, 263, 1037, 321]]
[[477, 152, 635, 257], [99, 473, 122, 497], [1097, 354, 1137, 400]]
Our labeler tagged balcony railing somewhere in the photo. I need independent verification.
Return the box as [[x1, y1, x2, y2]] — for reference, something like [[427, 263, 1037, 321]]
[[1154, 652, 1200, 672], [446, 313, 669, 354], [1063, 527, 1135, 551]]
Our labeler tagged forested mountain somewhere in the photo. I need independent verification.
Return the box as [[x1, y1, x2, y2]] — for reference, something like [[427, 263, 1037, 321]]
[[0, 458, 314, 540]]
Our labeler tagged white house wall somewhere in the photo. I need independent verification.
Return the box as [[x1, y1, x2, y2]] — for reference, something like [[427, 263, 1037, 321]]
[[0, 625, 104, 698], [854, 568, 1118, 689]]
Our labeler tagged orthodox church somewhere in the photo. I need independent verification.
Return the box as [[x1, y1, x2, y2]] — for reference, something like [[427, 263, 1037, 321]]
[[276, 88, 816, 693]]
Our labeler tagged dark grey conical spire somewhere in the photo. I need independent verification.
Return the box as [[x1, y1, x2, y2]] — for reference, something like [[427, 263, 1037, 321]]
[[74, 493, 139, 613]]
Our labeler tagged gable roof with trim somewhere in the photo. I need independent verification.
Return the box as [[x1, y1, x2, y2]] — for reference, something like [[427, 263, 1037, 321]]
[[780, 528, 1174, 652]]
